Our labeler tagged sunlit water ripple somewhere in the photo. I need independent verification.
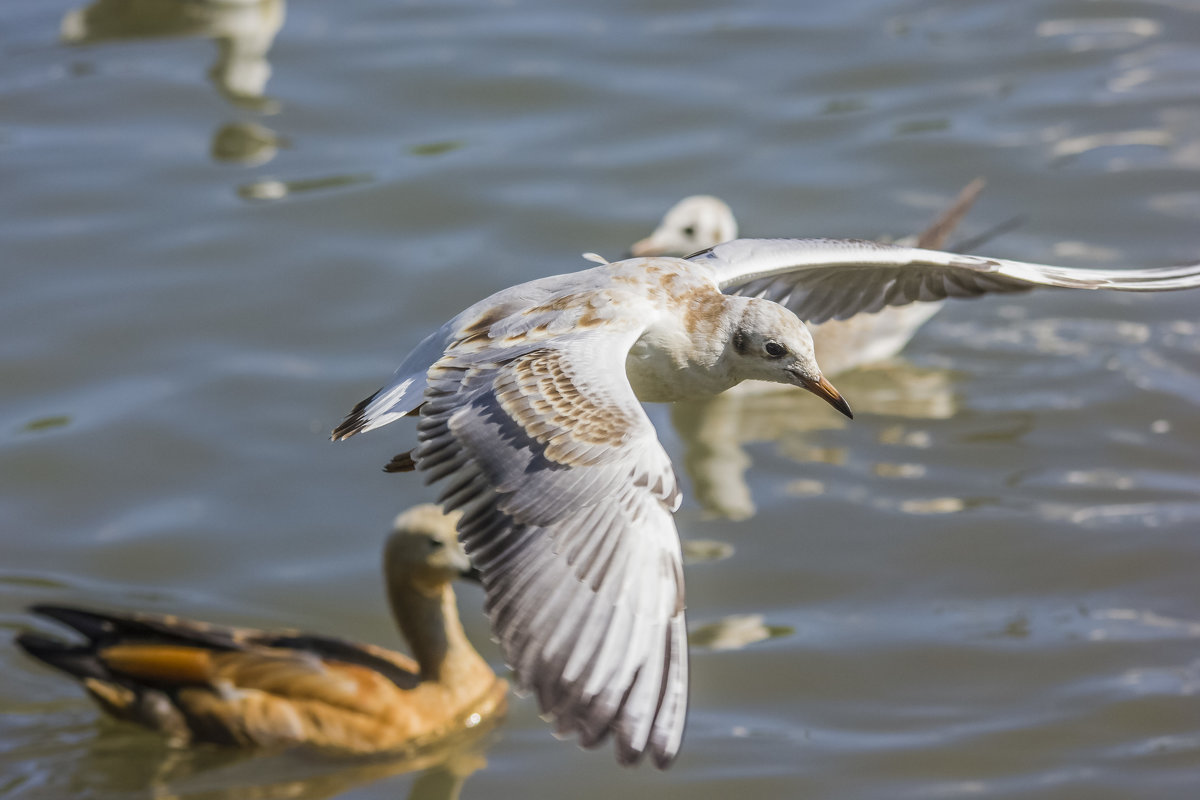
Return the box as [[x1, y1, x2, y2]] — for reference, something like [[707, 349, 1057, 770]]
[[2, 0, 1199, 798]]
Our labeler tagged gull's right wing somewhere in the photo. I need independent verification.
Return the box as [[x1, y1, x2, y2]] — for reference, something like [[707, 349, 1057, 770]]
[[691, 238, 1200, 325]]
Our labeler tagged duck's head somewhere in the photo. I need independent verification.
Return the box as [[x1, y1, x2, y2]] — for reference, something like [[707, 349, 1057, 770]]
[[384, 504, 477, 593]]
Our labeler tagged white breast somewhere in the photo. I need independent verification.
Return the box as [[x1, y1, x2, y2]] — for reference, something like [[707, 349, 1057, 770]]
[[625, 322, 735, 403]]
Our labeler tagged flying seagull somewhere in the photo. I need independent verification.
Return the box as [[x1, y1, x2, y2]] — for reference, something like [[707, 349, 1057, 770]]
[[333, 236, 1200, 767]]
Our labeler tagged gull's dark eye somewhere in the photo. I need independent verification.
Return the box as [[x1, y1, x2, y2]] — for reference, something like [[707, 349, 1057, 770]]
[[682, 225, 696, 238], [764, 341, 787, 358], [428, 538, 446, 550]]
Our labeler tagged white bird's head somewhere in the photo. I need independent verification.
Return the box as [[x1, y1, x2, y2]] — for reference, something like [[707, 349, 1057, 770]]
[[726, 298, 853, 418], [631, 195, 738, 257]]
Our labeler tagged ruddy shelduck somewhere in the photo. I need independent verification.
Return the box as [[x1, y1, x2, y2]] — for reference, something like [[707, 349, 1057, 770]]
[[17, 505, 506, 756]]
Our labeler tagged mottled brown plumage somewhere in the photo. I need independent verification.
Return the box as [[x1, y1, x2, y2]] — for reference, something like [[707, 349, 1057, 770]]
[[497, 348, 633, 463], [17, 505, 506, 756]]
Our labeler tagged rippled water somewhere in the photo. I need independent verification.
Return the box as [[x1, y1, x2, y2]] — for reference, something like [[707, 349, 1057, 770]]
[[3, 0, 1199, 797]]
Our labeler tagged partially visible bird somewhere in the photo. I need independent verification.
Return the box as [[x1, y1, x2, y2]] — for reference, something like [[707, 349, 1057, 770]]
[[630, 195, 739, 259], [16, 505, 506, 756], [332, 219, 1200, 768]]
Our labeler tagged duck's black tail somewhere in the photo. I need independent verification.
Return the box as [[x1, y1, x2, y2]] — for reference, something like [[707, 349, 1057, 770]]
[[15, 628, 107, 682]]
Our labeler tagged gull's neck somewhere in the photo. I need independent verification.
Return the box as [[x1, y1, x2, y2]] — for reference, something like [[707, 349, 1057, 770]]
[[625, 292, 741, 402]]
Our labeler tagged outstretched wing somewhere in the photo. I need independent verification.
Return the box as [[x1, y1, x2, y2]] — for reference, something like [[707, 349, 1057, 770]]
[[331, 326, 452, 440], [332, 268, 614, 441], [416, 324, 689, 768], [691, 238, 1200, 325]]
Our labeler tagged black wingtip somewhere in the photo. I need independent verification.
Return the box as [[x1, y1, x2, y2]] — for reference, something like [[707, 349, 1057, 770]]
[[615, 745, 644, 767], [330, 413, 366, 442], [330, 389, 380, 441], [651, 750, 676, 770]]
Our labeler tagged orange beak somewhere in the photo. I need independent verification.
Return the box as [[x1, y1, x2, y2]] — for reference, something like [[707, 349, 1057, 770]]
[[801, 374, 853, 419]]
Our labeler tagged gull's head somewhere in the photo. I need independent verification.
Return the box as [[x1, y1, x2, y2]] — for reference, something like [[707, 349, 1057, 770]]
[[727, 299, 853, 419], [631, 195, 738, 257], [385, 504, 477, 592]]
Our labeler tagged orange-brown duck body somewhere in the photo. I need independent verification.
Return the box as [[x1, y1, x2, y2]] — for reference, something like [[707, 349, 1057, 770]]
[[16, 505, 506, 756]]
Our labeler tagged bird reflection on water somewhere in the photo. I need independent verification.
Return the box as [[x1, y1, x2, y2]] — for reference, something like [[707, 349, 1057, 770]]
[[689, 614, 794, 653], [671, 361, 959, 520], [61, 0, 287, 164], [648, 182, 983, 520], [61, 0, 285, 107], [63, 728, 498, 800]]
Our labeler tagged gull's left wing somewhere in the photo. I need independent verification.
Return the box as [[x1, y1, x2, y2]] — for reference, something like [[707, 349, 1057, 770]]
[[415, 321, 689, 768], [690, 238, 1200, 325]]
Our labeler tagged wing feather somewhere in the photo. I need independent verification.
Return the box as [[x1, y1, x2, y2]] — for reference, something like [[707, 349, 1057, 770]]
[[414, 325, 689, 768], [331, 327, 450, 440], [332, 266, 627, 441], [692, 238, 1200, 324]]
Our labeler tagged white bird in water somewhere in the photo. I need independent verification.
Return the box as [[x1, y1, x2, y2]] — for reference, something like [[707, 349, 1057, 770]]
[[333, 236, 1200, 768], [630, 195, 740, 259]]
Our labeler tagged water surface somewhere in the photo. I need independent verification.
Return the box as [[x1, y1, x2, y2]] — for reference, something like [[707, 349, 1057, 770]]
[[2, 0, 1199, 798]]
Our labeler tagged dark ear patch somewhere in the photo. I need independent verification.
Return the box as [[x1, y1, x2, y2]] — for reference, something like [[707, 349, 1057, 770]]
[[732, 328, 748, 355]]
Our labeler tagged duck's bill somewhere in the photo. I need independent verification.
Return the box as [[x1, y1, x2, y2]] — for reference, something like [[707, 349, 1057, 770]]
[[802, 374, 854, 419]]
